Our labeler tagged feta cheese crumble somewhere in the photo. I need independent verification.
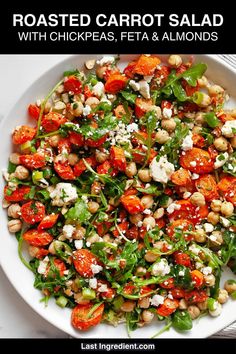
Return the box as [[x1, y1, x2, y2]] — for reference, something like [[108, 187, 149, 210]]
[[139, 80, 150, 99], [162, 107, 172, 119], [92, 82, 105, 97], [49, 183, 78, 206], [89, 278, 98, 289], [150, 294, 164, 307], [91, 264, 103, 275], [151, 259, 170, 276], [221, 120, 236, 138], [167, 203, 181, 214], [204, 223, 214, 233], [74, 240, 83, 250], [181, 133, 193, 151], [62, 224, 75, 240], [150, 156, 175, 184], [37, 256, 49, 275], [214, 152, 229, 169]]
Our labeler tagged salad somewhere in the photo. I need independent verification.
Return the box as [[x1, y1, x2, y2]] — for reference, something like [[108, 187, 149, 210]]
[[2, 54, 236, 336]]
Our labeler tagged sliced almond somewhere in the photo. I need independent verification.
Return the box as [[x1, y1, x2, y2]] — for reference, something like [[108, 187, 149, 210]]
[[85, 59, 95, 70]]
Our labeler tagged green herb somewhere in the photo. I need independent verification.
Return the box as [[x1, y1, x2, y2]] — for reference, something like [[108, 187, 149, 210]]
[[7, 161, 17, 173], [86, 301, 104, 319], [204, 112, 220, 128], [173, 265, 192, 289], [172, 310, 192, 331], [18, 232, 32, 271], [137, 185, 163, 196], [93, 101, 112, 113], [63, 69, 80, 77], [56, 296, 68, 308], [231, 291, 236, 300], [200, 127, 214, 145], [151, 318, 172, 338], [120, 90, 137, 105], [126, 309, 141, 336], [159, 121, 189, 165], [36, 78, 64, 137], [161, 63, 207, 101], [66, 200, 92, 223], [52, 241, 72, 263]]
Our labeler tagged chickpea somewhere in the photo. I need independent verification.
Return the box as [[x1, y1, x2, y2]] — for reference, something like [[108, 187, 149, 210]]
[[53, 101, 66, 112], [88, 201, 100, 214], [138, 297, 150, 309], [28, 245, 41, 258], [194, 229, 206, 243], [198, 76, 209, 88], [221, 201, 234, 217], [9, 152, 20, 165], [204, 274, 216, 287], [142, 310, 154, 323], [129, 213, 143, 225], [109, 197, 120, 207], [48, 242, 56, 254], [214, 137, 228, 152], [153, 208, 164, 220], [192, 126, 202, 134], [121, 301, 136, 312], [208, 85, 224, 96], [144, 250, 159, 263], [138, 169, 152, 182], [44, 101, 52, 113], [168, 55, 182, 68], [155, 129, 170, 144], [161, 118, 176, 132], [74, 292, 90, 305], [217, 289, 229, 304], [190, 192, 206, 207], [211, 199, 222, 212], [85, 97, 100, 109], [125, 162, 137, 178], [73, 226, 86, 240], [230, 136, 236, 148], [7, 203, 21, 218], [85, 59, 95, 70], [68, 153, 79, 166], [2, 199, 10, 209], [96, 66, 107, 79], [95, 149, 109, 164], [47, 134, 61, 147], [224, 280, 236, 294], [143, 216, 156, 230], [187, 305, 200, 320], [179, 299, 188, 310], [55, 84, 64, 94], [135, 266, 147, 276], [8, 219, 22, 233], [91, 181, 102, 195], [198, 93, 211, 108], [195, 112, 205, 126], [197, 300, 208, 311], [210, 230, 223, 246], [86, 233, 101, 244], [71, 101, 84, 117], [207, 212, 220, 226], [141, 195, 154, 209], [103, 234, 113, 242], [230, 109, 236, 118]]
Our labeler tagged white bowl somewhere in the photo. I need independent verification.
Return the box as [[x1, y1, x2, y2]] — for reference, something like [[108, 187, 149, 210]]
[[0, 54, 236, 338]]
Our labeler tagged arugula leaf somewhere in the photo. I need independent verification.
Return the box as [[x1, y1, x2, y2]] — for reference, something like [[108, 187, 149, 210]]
[[137, 185, 163, 196], [173, 265, 192, 289], [126, 309, 141, 336], [200, 127, 214, 145], [221, 230, 236, 265], [182, 63, 207, 86], [93, 101, 112, 113], [120, 90, 137, 105], [172, 80, 187, 102], [60, 114, 118, 141], [159, 121, 189, 165], [63, 69, 80, 77], [172, 310, 192, 331], [8, 161, 17, 173], [223, 153, 236, 177], [65, 200, 91, 223], [160, 63, 207, 101]]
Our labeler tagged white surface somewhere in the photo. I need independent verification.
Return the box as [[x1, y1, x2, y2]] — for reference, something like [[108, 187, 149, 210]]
[[0, 55, 236, 338]]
